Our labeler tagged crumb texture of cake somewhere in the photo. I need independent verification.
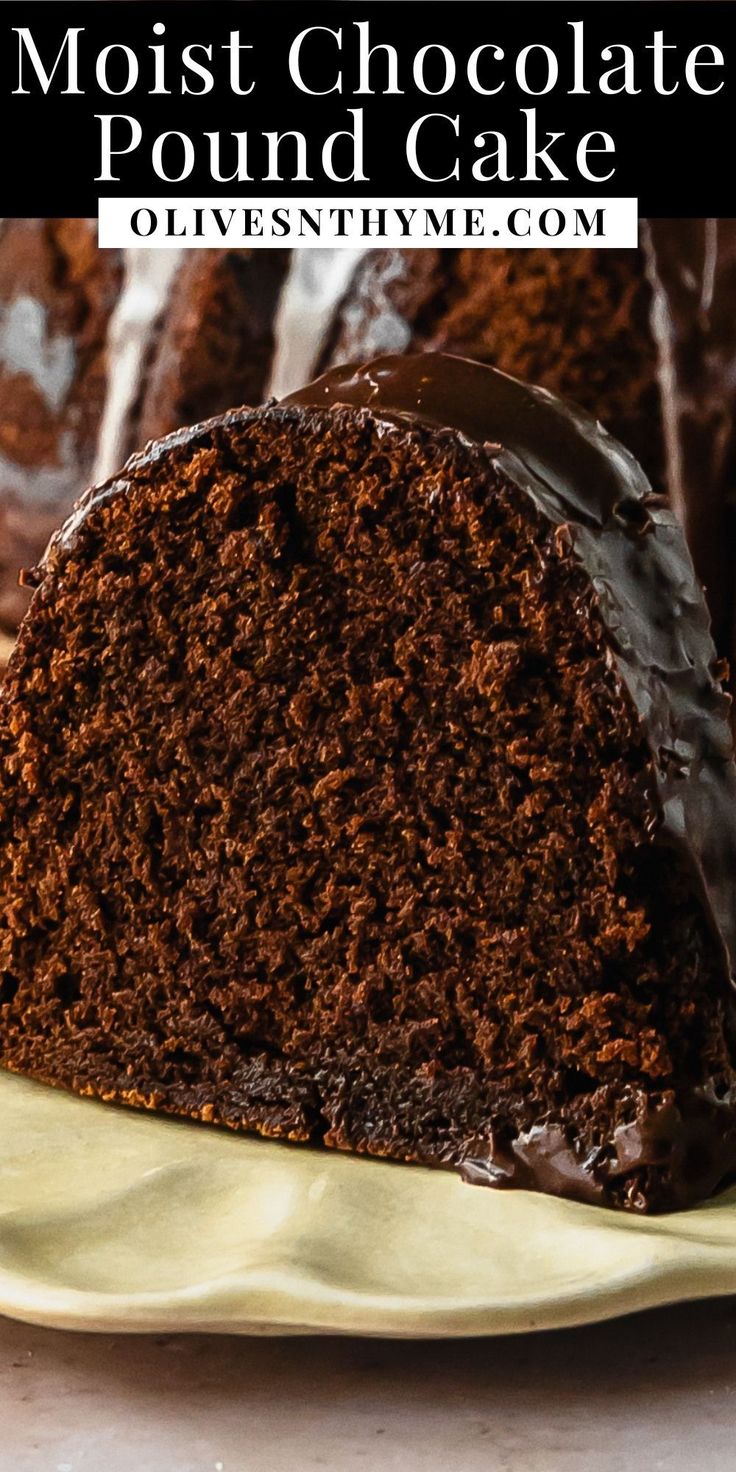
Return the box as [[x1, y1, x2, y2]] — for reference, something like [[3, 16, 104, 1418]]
[[2, 353, 736, 1214], [127, 249, 290, 453], [0, 218, 123, 636]]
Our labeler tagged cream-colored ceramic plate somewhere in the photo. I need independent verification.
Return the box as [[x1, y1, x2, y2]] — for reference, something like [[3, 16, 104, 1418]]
[[2, 1069, 736, 1337]]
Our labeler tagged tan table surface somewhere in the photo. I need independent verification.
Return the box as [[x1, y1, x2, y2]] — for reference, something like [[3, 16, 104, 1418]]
[[1, 1297, 735, 1471]]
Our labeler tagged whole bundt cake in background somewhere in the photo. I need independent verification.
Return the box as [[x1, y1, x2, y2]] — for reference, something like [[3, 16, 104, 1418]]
[[123, 247, 290, 457], [2, 353, 736, 1213], [0, 227, 289, 662], [641, 221, 736, 675], [0, 219, 123, 639]]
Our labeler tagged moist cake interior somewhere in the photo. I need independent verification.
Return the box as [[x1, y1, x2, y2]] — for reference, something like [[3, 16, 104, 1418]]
[[1, 398, 734, 1211]]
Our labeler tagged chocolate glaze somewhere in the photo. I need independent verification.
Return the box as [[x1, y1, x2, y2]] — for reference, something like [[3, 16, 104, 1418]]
[[459, 1091, 736, 1212], [39, 351, 736, 1211]]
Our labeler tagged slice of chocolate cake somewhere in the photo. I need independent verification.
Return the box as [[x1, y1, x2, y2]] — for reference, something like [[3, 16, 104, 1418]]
[[0, 218, 123, 642], [2, 353, 736, 1214]]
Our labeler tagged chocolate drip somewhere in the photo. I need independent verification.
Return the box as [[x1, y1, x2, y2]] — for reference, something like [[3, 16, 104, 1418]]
[[460, 1089, 736, 1212]]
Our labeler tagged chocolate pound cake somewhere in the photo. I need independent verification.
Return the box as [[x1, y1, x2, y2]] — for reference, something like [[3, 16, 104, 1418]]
[[2, 353, 736, 1214], [642, 221, 736, 683]]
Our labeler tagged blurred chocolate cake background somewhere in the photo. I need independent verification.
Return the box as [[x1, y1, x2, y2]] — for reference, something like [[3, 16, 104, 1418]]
[[0, 219, 122, 652], [318, 227, 736, 679], [121, 247, 290, 458], [1, 221, 735, 688]]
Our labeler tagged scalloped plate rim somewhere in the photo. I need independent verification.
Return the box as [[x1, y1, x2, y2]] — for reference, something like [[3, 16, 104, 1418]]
[[3, 1070, 736, 1337]]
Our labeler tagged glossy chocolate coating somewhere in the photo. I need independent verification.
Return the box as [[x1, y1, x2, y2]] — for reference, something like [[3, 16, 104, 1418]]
[[317, 229, 736, 695]]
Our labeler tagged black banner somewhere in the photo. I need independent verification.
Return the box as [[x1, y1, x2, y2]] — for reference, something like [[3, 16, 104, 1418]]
[[1, 0, 733, 216]]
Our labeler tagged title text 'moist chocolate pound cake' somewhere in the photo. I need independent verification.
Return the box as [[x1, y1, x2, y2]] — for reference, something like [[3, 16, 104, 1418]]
[[2, 353, 736, 1214]]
